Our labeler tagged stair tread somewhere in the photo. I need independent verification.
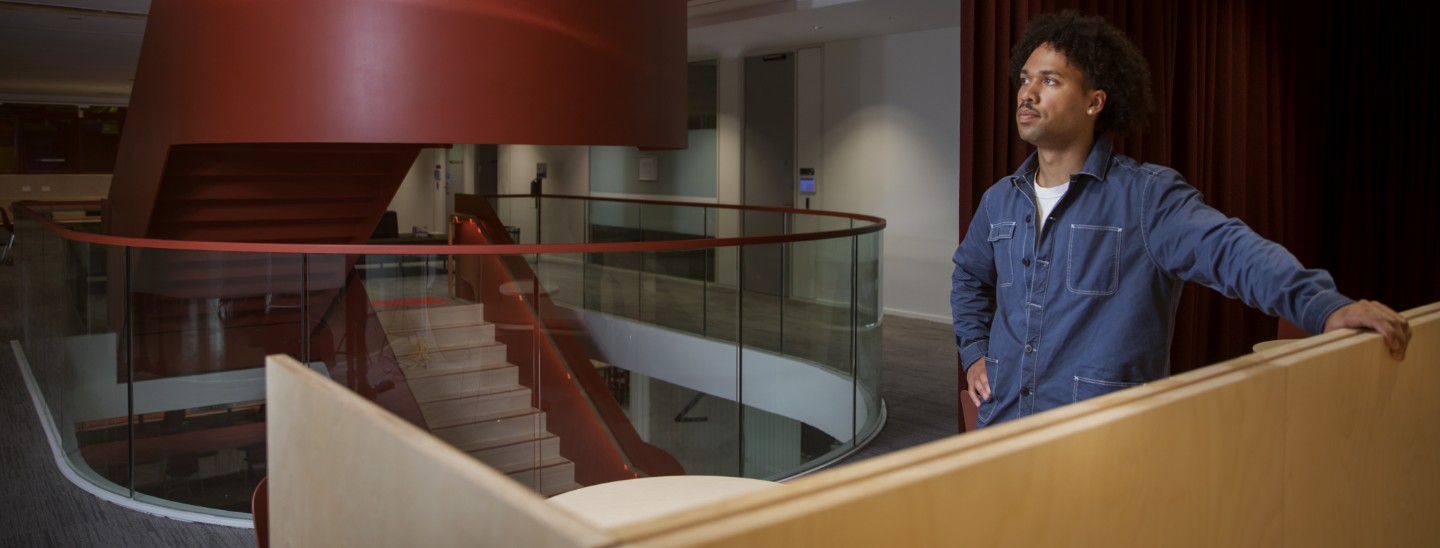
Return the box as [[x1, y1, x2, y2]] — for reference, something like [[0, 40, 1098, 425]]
[[379, 318, 490, 333], [428, 408, 543, 434], [444, 431, 549, 455], [384, 322, 496, 337], [415, 383, 529, 406], [466, 431, 559, 452], [390, 340, 500, 357], [401, 358, 516, 379], [498, 455, 572, 474]]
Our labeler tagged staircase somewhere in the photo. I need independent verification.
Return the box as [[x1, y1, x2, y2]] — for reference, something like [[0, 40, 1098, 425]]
[[142, 144, 423, 244], [377, 302, 582, 496]]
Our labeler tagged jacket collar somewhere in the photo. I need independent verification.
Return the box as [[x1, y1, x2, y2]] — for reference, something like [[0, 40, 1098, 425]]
[[1009, 133, 1116, 187]]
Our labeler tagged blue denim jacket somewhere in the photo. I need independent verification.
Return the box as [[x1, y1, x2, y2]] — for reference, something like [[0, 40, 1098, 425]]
[[952, 135, 1352, 427]]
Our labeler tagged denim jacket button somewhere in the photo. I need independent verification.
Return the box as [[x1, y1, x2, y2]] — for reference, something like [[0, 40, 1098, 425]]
[[1021, 387, 1032, 396], [1025, 214, 1032, 223], [1022, 258, 1031, 267], [1024, 344, 1034, 353]]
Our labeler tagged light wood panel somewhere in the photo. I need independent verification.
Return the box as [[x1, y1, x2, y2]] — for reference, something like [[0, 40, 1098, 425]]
[[267, 303, 1438, 547], [616, 304, 1440, 547], [620, 362, 1290, 547], [1282, 302, 1440, 547], [265, 355, 613, 548]]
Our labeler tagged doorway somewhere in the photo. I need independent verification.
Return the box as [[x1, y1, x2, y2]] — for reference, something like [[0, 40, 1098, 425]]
[[742, 52, 794, 297]]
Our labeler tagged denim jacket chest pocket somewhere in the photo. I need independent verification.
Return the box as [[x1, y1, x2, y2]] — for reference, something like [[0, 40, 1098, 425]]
[[988, 222, 1018, 287], [1066, 224, 1123, 295]]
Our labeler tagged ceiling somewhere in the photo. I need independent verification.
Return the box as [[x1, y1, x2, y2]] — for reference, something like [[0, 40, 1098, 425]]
[[0, 0, 958, 106]]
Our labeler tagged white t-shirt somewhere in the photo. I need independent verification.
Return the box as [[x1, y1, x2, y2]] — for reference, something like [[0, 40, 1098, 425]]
[[1033, 178, 1070, 232]]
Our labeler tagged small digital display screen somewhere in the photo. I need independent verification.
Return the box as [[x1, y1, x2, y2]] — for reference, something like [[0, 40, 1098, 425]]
[[799, 177, 816, 193]]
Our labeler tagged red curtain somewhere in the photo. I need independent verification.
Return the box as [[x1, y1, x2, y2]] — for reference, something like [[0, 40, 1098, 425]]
[[959, 0, 1437, 378]]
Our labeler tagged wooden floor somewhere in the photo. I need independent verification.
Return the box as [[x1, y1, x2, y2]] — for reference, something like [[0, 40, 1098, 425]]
[[0, 255, 958, 547]]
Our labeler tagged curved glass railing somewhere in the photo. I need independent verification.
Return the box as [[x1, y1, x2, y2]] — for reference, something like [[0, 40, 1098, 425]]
[[10, 195, 884, 523]]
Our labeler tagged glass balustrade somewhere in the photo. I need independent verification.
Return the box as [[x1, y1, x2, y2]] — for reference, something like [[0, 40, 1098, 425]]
[[9, 195, 886, 521]]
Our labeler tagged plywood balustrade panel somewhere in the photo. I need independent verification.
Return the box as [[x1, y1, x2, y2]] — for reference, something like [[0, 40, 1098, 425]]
[[265, 355, 613, 548], [1283, 304, 1440, 547], [621, 362, 1289, 547]]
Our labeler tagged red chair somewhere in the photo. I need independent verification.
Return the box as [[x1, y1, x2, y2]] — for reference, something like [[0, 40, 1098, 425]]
[[252, 476, 269, 548], [958, 358, 979, 433]]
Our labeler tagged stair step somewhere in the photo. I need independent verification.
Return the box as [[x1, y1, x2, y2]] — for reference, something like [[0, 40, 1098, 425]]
[[154, 220, 367, 243], [506, 460, 577, 495], [420, 387, 533, 429], [391, 339, 509, 373], [151, 202, 374, 223], [407, 365, 521, 403], [430, 410, 547, 452], [467, 434, 562, 474], [387, 323, 498, 354], [377, 303, 486, 332]]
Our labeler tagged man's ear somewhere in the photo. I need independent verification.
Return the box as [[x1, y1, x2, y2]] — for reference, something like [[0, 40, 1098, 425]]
[[1087, 90, 1107, 116]]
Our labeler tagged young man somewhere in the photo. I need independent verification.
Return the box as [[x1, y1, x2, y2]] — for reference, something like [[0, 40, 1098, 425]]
[[951, 11, 1411, 428]]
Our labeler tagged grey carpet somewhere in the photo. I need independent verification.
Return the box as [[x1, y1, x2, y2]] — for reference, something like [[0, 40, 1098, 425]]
[[0, 258, 959, 546]]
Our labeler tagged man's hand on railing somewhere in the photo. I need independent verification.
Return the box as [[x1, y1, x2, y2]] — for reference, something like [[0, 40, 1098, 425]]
[[1324, 299, 1412, 360]]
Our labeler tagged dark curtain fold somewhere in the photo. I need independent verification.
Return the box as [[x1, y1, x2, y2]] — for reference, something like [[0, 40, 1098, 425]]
[[959, 0, 1437, 386]]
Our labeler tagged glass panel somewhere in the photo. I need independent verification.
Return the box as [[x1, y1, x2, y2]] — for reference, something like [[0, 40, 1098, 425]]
[[591, 241, 740, 478], [706, 208, 741, 343], [783, 215, 856, 375], [854, 229, 884, 444], [309, 252, 432, 430], [738, 207, 787, 358], [14, 216, 132, 499], [537, 249, 584, 312], [740, 214, 856, 478], [584, 200, 641, 320], [538, 196, 585, 245], [59, 240, 131, 498], [125, 248, 290, 515], [639, 247, 711, 337], [535, 197, 586, 311], [491, 194, 537, 244], [636, 202, 710, 337]]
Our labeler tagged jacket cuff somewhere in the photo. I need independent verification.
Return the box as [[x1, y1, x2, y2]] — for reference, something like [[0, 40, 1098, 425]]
[[1301, 290, 1354, 336], [959, 339, 989, 372]]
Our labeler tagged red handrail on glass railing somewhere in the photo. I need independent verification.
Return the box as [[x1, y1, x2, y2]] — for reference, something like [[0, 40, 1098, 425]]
[[15, 198, 883, 256]]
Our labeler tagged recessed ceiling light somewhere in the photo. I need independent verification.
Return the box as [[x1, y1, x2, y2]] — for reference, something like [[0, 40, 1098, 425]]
[[814, 25, 824, 30]]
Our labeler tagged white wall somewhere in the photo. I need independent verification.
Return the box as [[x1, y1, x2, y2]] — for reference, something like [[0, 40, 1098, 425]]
[[389, 149, 446, 236], [715, 55, 745, 207], [820, 26, 960, 322], [497, 144, 590, 197], [492, 144, 590, 244], [713, 55, 745, 286]]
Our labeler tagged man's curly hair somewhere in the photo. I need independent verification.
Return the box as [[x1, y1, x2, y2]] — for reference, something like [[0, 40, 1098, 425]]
[[1010, 10, 1154, 134]]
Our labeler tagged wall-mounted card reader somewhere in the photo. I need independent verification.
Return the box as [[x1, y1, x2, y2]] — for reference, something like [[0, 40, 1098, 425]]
[[799, 167, 817, 194]]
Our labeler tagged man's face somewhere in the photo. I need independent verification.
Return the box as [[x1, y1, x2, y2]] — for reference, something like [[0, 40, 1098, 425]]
[[1015, 44, 1101, 149]]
